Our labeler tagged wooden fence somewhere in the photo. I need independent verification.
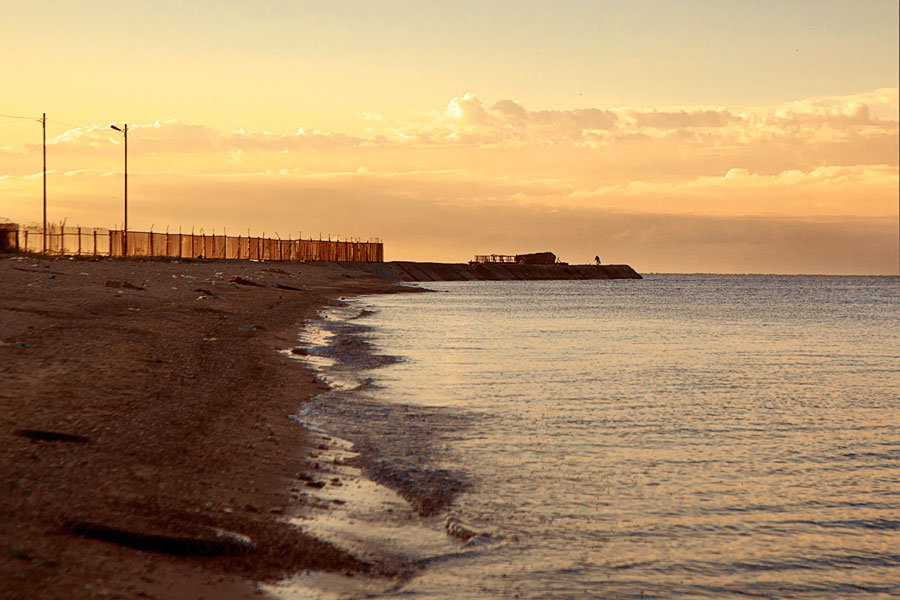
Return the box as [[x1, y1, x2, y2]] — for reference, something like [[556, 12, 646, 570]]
[[4, 224, 383, 263]]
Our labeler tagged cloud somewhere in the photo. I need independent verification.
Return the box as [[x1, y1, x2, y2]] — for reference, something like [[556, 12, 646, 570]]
[[628, 109, 734, 129], [7, 88, 896, 167], [3, 162, 893, 218], [134, 120, 221, 153], [35, 119, 365, 158], [226, 128, 364, 152], [567, 164, 898, 218], [375, 88, 898, 153], [447, 92, 487, 124], [1, 87, 896, 272], [491, 99, 527, 120], [2, 159, 896, 273]]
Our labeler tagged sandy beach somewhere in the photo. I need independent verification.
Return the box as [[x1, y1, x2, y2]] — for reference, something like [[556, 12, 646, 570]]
[[0, 253, 409, 599]]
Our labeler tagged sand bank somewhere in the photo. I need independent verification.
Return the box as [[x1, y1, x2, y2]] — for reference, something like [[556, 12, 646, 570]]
[[0, 254, 409, 599]]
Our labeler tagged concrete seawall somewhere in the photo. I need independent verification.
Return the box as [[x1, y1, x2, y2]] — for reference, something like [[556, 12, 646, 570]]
[[347, 261, 642, 282]]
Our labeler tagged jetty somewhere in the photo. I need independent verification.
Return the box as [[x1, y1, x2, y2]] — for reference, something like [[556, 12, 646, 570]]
[[352, 250, 641, 281], [348, 261, 641, 281]]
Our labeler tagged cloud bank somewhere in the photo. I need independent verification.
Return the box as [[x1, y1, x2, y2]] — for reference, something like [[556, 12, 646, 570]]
[[1, 89, 897, 273]]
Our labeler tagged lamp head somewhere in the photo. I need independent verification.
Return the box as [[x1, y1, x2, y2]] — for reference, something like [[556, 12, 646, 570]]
[[110, 124, 122, 132]]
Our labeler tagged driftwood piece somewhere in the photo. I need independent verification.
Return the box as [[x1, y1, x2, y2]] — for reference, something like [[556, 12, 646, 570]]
[[14, 429, 90, 444], [63, 519, 254, 556], [105, 280, 145, 291], [228, 276, 264, 287]]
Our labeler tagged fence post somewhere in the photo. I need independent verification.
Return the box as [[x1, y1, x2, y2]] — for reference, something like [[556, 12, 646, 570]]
[[93, 228, 98, 256], [24, 229, 28, 253], [77, 226, 82, 256]]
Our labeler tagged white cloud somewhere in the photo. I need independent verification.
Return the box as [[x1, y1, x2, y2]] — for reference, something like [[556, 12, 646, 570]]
[[11, 88, 896, 161], [376, 88, 898, 151], [447, 92, 486, 124]]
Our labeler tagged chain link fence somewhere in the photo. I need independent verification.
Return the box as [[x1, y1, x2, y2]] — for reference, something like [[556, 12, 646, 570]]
[[2, 224, 383, 262]]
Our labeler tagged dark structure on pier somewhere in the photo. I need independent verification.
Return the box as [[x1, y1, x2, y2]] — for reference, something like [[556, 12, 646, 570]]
[[471, 251, 561, 265]]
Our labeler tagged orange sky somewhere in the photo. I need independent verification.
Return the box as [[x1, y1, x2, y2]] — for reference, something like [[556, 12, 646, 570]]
[[2, 1, 898, 273]]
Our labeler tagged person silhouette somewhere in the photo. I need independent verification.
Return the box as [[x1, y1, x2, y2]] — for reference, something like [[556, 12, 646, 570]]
[[594, 255, 601, 265]]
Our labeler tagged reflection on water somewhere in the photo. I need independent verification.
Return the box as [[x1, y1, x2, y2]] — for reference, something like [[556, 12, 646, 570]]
[[302, 275, 900, 599]]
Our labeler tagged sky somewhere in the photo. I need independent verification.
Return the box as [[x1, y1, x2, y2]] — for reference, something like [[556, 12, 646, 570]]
[[1, 0, 898, 273]]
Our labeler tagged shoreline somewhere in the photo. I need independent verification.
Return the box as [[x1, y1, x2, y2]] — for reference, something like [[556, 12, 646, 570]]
[[0, 254, 410, 599], [290, 299, 474, 517], [265, 299, 481, 598]]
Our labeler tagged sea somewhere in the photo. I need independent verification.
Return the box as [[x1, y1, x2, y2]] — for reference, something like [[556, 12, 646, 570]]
[[284, 274, 900, 599]]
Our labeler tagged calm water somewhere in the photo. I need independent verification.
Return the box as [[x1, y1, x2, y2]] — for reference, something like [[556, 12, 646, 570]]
[[300, 275, 900, 599]]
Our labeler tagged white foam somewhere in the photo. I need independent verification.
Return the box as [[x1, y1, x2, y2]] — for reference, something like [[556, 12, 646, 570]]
[[268, 303, 471, 598], [294, 429, 459, 561], [281, 348, 359, 391], [287, 308, 370, 391], [262, 570, 397, 600], [296, 322, 336, 348], [265, 425, 462, 600]]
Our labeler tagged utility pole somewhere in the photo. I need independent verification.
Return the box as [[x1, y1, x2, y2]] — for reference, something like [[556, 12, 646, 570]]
[[41, 113, 46, 253], [124, 123, 127, 254]]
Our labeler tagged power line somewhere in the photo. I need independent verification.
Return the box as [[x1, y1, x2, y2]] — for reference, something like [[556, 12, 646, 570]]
[[49, 118, 88, 129], [0, 113, 39, 121], [2, 113, 94, 129]]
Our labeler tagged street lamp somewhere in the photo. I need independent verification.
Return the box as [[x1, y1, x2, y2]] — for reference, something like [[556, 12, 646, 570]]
[[110, 123, 127, 256], [41, 113, 46, 253]]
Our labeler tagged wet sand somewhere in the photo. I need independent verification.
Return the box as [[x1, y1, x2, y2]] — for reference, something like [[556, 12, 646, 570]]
[[0, 254, 411, 599]]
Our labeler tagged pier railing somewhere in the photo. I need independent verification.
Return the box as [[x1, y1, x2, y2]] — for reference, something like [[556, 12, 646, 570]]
[[472, 254, 517, 264], [2, 223, 383, 263]]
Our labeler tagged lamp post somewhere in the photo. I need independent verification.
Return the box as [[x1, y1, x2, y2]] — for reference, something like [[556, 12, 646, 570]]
[[41, 113, 46, 253], [110, 123, 127, 256]]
